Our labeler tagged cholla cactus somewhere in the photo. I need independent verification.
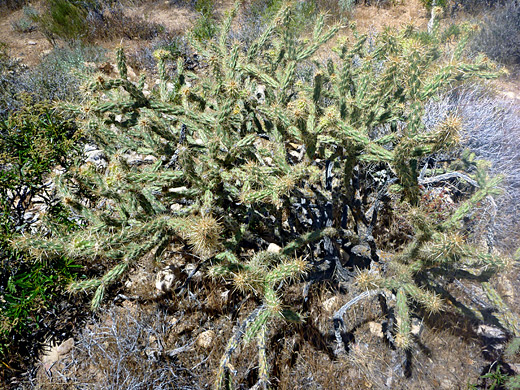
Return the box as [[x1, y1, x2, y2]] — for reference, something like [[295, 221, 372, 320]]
[[12, 1, 519, 387], [210, 249, 309, 389]]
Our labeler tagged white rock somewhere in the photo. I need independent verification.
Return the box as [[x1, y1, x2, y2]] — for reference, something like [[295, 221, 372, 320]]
[[41, 338, 74, 372], [27, 40, 37, 45], [196, 330, 215, 349], [83, 143, 99, 153], [170, 203, 182, 212], [322, 296, 338, 313], [267, 243, 282, 254], [368, 321, 384, 338], [85, 149, 107, 169], [169, 186, 188, 193]]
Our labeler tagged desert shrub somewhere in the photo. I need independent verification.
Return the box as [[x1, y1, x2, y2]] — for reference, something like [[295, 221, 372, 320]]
[[33, 0, 164, 45], [0, 43, 25, 118], [0, 44, 106, 118], [470, 0, 520, 65], [11, 6, 38, 33], [0, 0, 29, 10], [32, 0, 89, 45], [449, 0, 507, 14], [230, 0, 319, 51], [420, 0, 449, 9], [0, 102, 80, 366], [85, 2, 165, 41], [191, 0, 218, 41], [127, 34, 194, 76], [14, 3, 520, 388]]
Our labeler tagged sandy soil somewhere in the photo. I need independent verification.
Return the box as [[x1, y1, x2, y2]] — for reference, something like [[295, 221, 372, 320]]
[[0, 5, 52, 66]]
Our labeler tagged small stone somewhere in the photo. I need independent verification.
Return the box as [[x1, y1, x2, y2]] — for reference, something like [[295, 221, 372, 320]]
[[322, 296, 338, 313], [83, 143, 98, 153], [289, 150, 301, 159], [267, 243, 282, 254], [196, 330, 215, 349], [411, 317, 423, 337], [368, 321, 384, 338], [56, 338, 74, 355], [170, 203, 182, 212], [41, 338, 74, 372], [84, 149, 107, 169], [169, 186, 188, 193], [27, 40, 37, 45]]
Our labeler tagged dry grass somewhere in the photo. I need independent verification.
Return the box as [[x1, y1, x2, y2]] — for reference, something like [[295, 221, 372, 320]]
[[352, 0, 429, 33]]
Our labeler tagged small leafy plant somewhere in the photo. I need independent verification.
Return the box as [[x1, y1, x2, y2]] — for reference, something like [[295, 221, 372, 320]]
[[0, 101, 79, 358]]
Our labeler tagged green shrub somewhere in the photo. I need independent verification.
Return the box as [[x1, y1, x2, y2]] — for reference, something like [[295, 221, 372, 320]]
[[33, 0, 89, 45], [14, 3, 519, 387], [33, 0, 164, 45], [191, 0, 218, 41], [421, 0, 448, 9], [0, 101, 79, 358]]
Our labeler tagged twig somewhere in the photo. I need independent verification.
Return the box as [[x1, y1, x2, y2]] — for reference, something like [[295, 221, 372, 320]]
[[332, 290, 381, 355], [166, 340, 196, 357], [419, 172, 479, 188]]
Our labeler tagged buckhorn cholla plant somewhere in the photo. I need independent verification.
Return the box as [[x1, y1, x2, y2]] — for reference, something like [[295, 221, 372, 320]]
[[13, 2, 520, 387]]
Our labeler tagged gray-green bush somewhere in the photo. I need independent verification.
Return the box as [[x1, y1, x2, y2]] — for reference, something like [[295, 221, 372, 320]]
[[470, 0, 520, 65]]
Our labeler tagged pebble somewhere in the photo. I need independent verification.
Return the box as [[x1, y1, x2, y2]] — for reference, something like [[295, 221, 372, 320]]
[[267, 243, 282, 254], [196, 330, 215, 349], [322, 296, 338, 313]]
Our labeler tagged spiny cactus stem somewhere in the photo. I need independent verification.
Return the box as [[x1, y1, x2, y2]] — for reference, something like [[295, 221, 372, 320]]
[[216, 306, 267, 390], [257, 323, 270, 390], [482, 282, 520, 337], [281, 227, 337, 255]]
